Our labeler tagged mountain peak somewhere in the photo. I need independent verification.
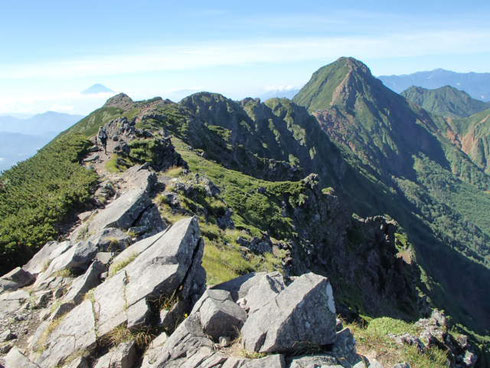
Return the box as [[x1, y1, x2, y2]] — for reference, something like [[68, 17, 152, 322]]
[[81, 83, 114, 95], [103, 93, 134, 110], [293, 57, 378, 112]]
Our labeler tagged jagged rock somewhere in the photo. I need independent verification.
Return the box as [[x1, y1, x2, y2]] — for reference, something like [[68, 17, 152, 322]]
[[37, 240, 98, 281], [235, 272, 285, 313], [0, 289, 30, 319], [109, 230, 168, 275], [63, 357, 89, 368], [212, 272, 283, 303], [236, 236, 272, 254], [76, 169, 156, 239], [88, 228, 132, 252], [50, 261, 105, 319], [331, 328, 360, 364], [223, 355, 285, 368], [92, 217, 203, 338], [131, 204, 167, 237], [391, 333, 425, 353], [141, 332, 168, 366], [0, 342, 13, 354], [35, 300, 97, 368], [241, 273, 337, 353], [197, 289, 247, 341], [23, 241, 72, 276], [0, 329, 16, 343], [93, 340, 137, 368], [140, 314, 213, 368], [0, 267, 34, 292], [289, 355, 342, 368], [4, 347, 40, 368]]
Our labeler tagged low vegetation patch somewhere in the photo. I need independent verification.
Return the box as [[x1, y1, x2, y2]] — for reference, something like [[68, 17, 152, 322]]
[[0, 134, 98, 273], [347, 317, 448, 368]]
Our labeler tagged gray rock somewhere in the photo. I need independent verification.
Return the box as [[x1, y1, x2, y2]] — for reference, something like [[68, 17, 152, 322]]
[[82, 169, 155, 234], [36, 300, 97, 368], [39, 240, 98, 280], [132, 204, 167, 236], [141, 332, 168, 366], [239, 272, 285, 313], [4, 347, 40, 368], [123, 216, 202, 309], [0, 342, 13, 354], [0, 289, 30, 319], [64, 261, 105, 305], [109, 229, 168, 275], [0, 267, 34, 291], [368, 359, 384, 368], [141, 314, 213, 368], [88, 228, 132, 252], [0, 279, 19, 293], [0, 329, 16, 343], [213, 272, 283, 302], [93, 217, 203, 338], [241, 273, 337, 353], [198, 289, 247, 341], [23, 241, 71, 276], [93, 271, 128, 337], [93, 340, 137, 368], [393, 363, 411, 368], [231, 355, 285, 368], [289, 355, 342, 368], [63, 357, 89, 368], [50, 261, 105, 319]]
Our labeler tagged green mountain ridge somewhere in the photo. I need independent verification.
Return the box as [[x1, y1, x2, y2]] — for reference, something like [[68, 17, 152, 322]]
[[1, 57, 489, 358], [401, 85, 490, 118]]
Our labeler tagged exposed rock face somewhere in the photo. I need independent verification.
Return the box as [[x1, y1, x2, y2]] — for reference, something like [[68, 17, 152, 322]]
[[241, 273, 336, 353]]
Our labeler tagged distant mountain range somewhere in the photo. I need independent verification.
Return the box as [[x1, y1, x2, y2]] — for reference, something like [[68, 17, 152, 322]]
[[379, 69, 490, 101], [0, 111, 83, 171], [258, 88, 299, 101]]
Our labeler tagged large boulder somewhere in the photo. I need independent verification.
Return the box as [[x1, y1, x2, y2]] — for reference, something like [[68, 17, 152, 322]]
[[241, 273, 337, 353]]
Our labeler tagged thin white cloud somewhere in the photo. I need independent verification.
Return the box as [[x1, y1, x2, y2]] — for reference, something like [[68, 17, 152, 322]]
[[1, 30, 489, 80]]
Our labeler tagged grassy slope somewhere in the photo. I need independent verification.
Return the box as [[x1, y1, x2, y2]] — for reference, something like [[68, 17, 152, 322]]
[[402, 86, 489, 118]]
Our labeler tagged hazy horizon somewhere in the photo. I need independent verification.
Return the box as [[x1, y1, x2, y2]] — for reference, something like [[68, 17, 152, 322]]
[[1, 0, 489, 115]]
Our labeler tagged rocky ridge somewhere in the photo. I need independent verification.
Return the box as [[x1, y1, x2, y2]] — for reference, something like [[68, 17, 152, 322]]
[[0, 90, 482, 367]]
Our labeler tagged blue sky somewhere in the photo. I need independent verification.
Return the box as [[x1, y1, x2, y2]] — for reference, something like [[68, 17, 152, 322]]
[[1, 0, 489, 114]]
